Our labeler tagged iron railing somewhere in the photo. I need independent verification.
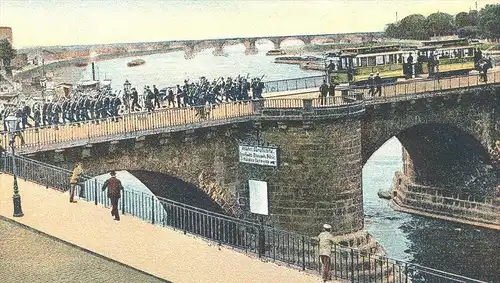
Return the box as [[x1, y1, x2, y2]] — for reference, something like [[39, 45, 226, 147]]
[[0, 153, 488, 283], [263, 75, 325, 93], [351, 70, 500, 101]]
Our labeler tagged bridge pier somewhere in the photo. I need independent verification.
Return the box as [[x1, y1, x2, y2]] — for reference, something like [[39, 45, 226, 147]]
[[212, 42, 226, 56], [243, 39, 258, 55]]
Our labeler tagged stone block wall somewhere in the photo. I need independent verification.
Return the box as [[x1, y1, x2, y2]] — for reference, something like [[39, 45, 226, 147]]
[[237, 117, 364, 236]]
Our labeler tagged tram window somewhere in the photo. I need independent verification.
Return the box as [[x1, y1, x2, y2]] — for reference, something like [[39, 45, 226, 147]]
[[385, 55, 394, 64], [368, 57, 376, 66], [376, 56, 384, 65], [352, 58, 359, 67], [360, 57, 368, 67]]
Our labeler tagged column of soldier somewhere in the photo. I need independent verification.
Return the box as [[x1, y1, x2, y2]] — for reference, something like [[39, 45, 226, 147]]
[[0, 75, 266, 132]]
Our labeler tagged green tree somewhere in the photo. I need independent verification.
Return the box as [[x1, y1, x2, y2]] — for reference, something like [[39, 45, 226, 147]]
[[479, 4, 500, 40], [398, 14, 429, 40], [455, 12, 470, 28], [0, 40, 16, 77], [426, 12, 455, 37], [384, 23, 401, 38], [468, 10, 480, 26]]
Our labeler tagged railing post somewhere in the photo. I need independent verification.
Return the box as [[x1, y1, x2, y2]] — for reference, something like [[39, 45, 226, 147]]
[[405, 262, 408, 283], [94, 178, 98, 205], [301, 235, 306, 271], [122, 191, 126, 215], [151, 195, 155, 224], [350, 249, 355, 282]]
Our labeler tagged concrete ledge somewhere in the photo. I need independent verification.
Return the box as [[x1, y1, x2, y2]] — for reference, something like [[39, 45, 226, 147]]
[[390, 199, 500, 231]]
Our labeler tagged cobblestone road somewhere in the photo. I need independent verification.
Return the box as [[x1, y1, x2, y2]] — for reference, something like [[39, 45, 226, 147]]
[[0, 218, 168, 283]]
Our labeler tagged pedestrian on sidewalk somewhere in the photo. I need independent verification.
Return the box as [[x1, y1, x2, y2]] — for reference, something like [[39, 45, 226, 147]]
[[313, 224, 336, 282], [69, 161, 83, 203], [101, 170, 124, 221]]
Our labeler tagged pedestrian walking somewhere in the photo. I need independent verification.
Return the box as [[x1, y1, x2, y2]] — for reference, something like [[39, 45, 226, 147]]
[[367, 73, 375, 96], [101, 170, 124, 221], [319, 80, 328, 105], [69, 161, 83, 203], [374, 72, 382, 96], [313, 224, 336, 282]]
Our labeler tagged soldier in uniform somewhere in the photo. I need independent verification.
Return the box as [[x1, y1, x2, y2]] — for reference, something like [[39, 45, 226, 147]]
[[33, 104, 41, 128], [62, 98, 70, 123], [21, 101, 32, 129], [42, 102, 48, 126], [176, 85, 183, 107], [167, 88, 175, 107], [153, 85, 161, 109], [130, 88, 141, 112]]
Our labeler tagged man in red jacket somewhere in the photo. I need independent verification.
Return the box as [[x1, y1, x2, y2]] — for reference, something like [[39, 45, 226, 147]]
[[101, 171, 124, 221]]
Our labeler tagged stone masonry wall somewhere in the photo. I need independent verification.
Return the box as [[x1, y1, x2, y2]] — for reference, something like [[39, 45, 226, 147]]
[[236, 118, 364, 236]]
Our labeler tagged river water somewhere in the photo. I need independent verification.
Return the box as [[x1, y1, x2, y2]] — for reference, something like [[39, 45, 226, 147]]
[[87, 43, 499, 282]]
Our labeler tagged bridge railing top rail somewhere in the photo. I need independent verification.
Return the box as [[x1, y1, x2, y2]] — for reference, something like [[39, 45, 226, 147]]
[[0, 153, 488, 283]]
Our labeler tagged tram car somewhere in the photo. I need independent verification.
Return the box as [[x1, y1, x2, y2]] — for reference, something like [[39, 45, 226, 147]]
[[327, 38, 481, 85]]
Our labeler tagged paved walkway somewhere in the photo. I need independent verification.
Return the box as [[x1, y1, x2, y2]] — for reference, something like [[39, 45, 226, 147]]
[[0, 174, 334, 283], [0, 217, 167, 283]]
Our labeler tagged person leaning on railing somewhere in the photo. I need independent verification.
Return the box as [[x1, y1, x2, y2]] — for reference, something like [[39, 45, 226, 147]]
[[312, 224, 337, 282], [69, 161, 84, 203]]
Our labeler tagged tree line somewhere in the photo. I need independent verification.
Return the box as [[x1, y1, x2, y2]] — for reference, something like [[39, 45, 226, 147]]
[[385, 4, 500, 41]]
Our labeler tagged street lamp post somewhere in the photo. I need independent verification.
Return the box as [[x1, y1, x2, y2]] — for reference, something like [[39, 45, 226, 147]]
[[5, 115, 24, 217]]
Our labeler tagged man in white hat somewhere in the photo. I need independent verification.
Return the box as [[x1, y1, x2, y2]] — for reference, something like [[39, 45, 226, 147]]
[[313, 223, 336, 282]]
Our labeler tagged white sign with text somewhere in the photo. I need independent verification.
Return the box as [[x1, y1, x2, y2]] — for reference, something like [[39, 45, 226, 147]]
[[238, 145, 278, 167], [248, 180, 269, 215]]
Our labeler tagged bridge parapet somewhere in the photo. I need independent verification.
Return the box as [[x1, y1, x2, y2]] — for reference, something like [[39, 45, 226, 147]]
[[2, 97, 363, 155]]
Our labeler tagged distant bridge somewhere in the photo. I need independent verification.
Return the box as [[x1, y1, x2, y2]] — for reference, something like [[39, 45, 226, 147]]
[[164, 32, 384, 58], [49, 32, 385, 60]]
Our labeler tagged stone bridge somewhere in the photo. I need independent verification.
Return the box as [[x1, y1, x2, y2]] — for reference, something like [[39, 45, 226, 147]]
[[5, 70, 500, 237], [163, 32, 383, 59]]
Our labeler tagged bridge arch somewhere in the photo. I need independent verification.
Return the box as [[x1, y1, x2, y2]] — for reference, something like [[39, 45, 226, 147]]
[[363, 122, 497, 198]]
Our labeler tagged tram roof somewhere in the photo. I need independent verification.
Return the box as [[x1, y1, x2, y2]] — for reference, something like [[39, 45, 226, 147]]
[[340, 44, 401, 55], [421, 38, 469, 47], [339, 50, 407, 58]]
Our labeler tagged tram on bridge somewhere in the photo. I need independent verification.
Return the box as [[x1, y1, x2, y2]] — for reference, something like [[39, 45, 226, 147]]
[[327, 38, 482, 85]]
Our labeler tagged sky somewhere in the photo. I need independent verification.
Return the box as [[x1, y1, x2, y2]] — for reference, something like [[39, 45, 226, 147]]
[[0, 0, 498, 48]]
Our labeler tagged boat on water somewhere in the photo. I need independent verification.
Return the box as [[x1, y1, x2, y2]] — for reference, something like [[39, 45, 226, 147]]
[[127, 59, 146, 67], [266, 49, 286, 56], [74, 62, 88, 68]]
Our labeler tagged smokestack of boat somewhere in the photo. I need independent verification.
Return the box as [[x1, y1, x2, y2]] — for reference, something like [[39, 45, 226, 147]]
[[92, 62, 96, 81]]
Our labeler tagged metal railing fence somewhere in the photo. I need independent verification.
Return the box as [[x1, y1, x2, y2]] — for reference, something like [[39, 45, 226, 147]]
[[0, 101, 256, 152], [263, 75, 325, 93], [0, 153, 487, 283], [351, 70, 500, 101]]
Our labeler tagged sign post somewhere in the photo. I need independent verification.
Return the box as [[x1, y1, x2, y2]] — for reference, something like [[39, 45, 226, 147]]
[[248, 180, 268, 257]]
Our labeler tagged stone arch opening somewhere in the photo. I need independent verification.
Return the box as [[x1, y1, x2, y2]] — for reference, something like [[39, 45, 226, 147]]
[[127, 170, 226, 214], [364, 123, 497, 199], [280, 37, 307, 47]]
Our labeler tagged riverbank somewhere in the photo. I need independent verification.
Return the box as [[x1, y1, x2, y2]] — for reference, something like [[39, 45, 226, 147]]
[[390, 172, 500, 230], [13, 47, 183, 86]]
